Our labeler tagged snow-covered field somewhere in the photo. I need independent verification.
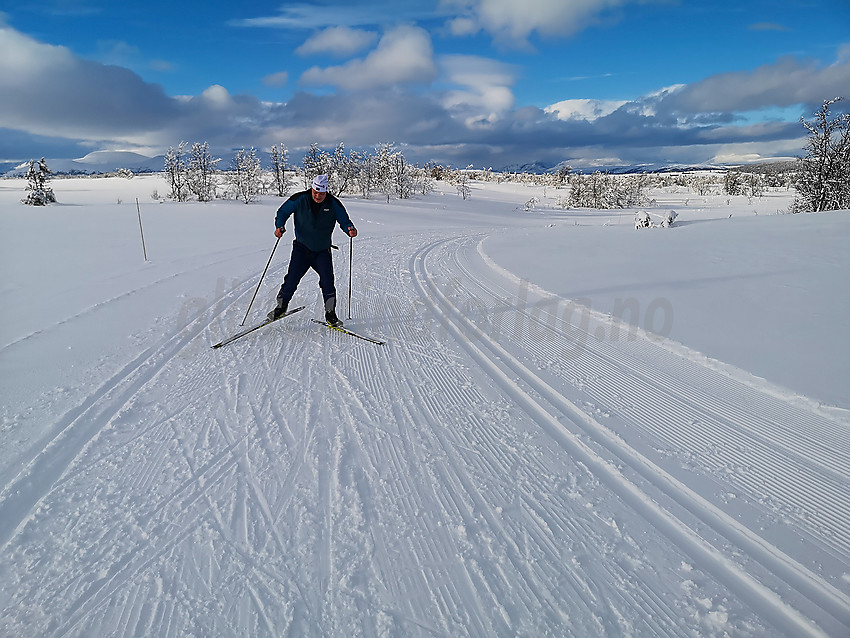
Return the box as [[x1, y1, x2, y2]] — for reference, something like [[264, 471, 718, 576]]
[[0, 175, 848, 637]]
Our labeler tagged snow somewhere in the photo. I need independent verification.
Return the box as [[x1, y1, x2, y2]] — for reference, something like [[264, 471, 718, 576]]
[[1, 175, 849, 637]]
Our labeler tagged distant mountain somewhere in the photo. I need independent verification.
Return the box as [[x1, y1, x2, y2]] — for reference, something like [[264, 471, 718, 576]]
[[581, 163, 726, 175], [2, 150, 737, 179], [3, 151, 164, 177], [498, 160, 726, 175], [499, 160, 555, 174]]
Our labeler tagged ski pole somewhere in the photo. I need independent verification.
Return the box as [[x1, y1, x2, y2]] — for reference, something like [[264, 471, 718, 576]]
[[348, 234, 353, 320], [135, 198, 148, 262], [241, 235, 280, 326]]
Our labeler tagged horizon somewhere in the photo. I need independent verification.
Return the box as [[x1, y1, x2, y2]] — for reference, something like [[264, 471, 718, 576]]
[[2, 1, 849, 170], [5, 147, 795, 176]]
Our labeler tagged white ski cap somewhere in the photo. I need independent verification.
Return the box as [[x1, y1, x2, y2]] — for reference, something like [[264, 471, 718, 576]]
[[311, 174, 329, 192]]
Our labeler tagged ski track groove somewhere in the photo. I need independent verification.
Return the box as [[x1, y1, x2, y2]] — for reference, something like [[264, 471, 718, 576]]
[[357, 234, 763, 635], [3, 229, 849, 636], [0, 258, 313, 637], [372, 262, 627, 634], [412, 234, 850, 635], [50, 383, 278, 632], [0, 259, 283, 551], [453, 237, 850, 563]]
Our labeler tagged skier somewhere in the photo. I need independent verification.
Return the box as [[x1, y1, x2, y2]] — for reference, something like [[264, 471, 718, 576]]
[[268, 174, 357, 327]]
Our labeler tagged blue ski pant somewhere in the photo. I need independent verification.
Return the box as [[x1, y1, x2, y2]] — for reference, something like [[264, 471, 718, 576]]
[[277, 240, 336, 308]]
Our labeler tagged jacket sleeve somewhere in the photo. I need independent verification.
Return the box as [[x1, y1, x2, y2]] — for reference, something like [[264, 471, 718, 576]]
[[331, 197, 355, 233], [274, 192, 301, 228]]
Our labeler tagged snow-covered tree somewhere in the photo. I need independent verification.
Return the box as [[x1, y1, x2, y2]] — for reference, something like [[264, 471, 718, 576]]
[[269, 143, 292, 197], [188, 142, 219, 202], [164, 142, 189, 202], [331, 143, 361, 196], [743, 172, 765, 199], [227, 147, 263, 204], [302, 143, 330, 189], [634, 211, 651, 229], [22, 158, 56, 206], [388, 150, 416, 199], [455, 171, 471, 200], [556, 164, 572, 187], [567, 172, 647, 209], [357, 152, 378, 199], [374, 143, 396, 202], [794, 97, 850, 212], [723, 170, 743, 196], [412, 165, 435, 196], [660, 210, 678, 227]]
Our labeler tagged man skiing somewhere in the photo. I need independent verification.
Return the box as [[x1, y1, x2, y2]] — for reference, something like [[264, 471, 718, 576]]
[[268, 174, 357, 327]]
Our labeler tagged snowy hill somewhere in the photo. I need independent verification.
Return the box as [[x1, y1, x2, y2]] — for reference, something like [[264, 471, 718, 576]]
[[498, 159, 727, 175], [0, 176, 848, 637], [3, 151, 164, 176], [1, 152, 730, 178]]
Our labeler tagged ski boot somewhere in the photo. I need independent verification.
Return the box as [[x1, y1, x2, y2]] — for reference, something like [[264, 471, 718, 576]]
[[324, 297, 343, 327], [268, 297, 288, 321], [325, 308, 343, 328]]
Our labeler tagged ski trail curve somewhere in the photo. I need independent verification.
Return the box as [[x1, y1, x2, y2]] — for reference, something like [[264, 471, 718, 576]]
[[410, 234, 850, 637], [2, 229, 848, 637]]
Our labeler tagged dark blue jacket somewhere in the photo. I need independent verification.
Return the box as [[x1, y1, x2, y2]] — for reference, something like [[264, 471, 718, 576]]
[[274, 190, 354, 252]]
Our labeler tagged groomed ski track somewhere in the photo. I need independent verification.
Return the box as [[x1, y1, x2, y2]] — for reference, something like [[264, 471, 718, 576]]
[[1, 228, 848, 637]]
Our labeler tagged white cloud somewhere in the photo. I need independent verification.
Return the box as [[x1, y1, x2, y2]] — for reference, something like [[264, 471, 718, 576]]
[[296, 26, 377, 57], [300, 25, 437, 90], [230, 2, 438, 31], [1, 19, 67, 76], [0, 20, 177, 140], [441, 0, 656, 45], [440, 55, 517, 126], [663, 52, 850, 114], [545, 98, 627, 122], [200, 85, 233, 108], [1, 16, 840, 173], [0, 21, 262, 151]]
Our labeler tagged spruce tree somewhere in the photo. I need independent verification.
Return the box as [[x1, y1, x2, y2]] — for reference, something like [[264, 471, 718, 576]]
[[22, 158, 56, 206]]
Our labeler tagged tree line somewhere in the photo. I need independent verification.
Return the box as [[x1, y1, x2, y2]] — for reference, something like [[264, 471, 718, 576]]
[[161, 141, 442, 204], [19, 98, 849, 212]]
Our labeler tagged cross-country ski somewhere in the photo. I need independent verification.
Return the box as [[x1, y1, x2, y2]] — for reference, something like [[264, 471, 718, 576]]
[[311, 318, 386, 345], [211, 306, 305, 349]]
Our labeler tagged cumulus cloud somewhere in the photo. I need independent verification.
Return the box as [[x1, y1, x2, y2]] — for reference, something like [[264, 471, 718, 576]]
[[0, 21, 178, 139], [440, 55, 517, 126], [296, 26, 378, 57], [661, 53, 850, 114], [545, 98, 628, 122], [300, 25, 437, 90], [0, 21, 268, 152], [0, 16, 840, 172], [441, 0, 659, 45], [199, 85, 234, 109]]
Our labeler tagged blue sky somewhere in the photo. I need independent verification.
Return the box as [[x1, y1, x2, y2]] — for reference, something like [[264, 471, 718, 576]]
[[1, 0, 849, 170]]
